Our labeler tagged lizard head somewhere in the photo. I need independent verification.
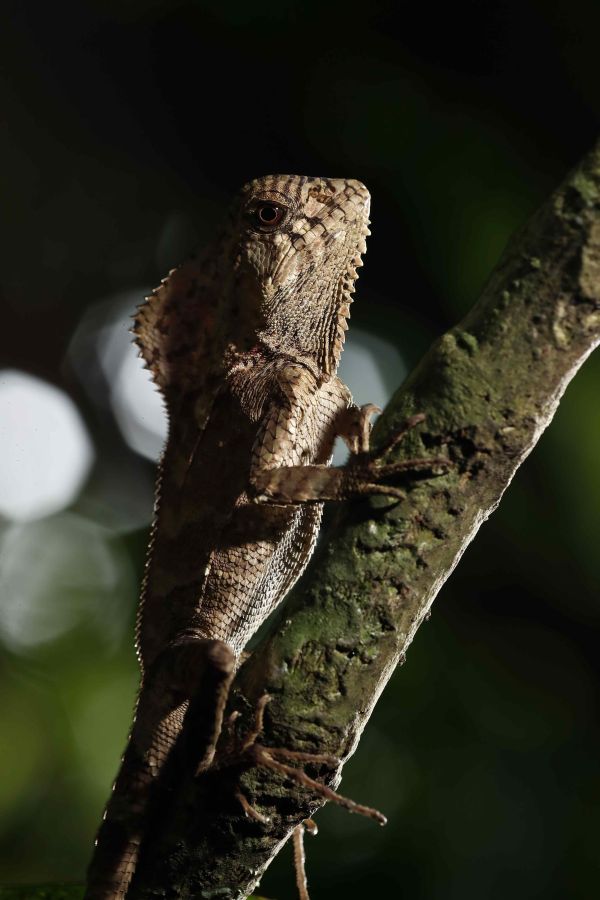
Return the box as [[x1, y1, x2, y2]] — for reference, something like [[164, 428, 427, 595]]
[[234, 174, 371, 380], [134, 175, 370, 402]]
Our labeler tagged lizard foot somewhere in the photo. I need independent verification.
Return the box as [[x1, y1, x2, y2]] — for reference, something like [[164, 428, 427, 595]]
[[249, 742, 387, 824], [235, 693, 385, 816], [343, 411, 451, 501], [232, 695, 385, 900]]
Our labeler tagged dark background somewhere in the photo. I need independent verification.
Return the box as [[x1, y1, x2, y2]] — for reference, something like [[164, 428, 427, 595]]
[[0, 1, 599, 898]]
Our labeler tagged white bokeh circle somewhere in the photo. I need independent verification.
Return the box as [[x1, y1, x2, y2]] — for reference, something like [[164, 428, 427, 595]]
[[96, 307, 168, 462], [0, 370, 94, 522]]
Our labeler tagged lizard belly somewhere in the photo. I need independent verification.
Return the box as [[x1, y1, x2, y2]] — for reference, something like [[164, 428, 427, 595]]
[[194, 374, 348, 652], [194, 500, 323, 653]]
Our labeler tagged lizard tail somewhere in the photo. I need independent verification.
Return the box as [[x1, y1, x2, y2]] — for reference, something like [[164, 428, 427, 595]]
[[84, 699, 186, 900], [84, 638, 235, 899]]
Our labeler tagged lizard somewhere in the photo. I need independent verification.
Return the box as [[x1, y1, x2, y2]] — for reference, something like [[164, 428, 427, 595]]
[[85, 174, 442, 900]]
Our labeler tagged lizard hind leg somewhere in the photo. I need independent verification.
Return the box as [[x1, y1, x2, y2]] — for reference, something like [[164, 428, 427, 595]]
[[171, 637, 237, 775]]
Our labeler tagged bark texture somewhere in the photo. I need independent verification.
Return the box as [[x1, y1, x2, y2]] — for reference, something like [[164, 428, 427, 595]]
[[128, 143, 600, 899]]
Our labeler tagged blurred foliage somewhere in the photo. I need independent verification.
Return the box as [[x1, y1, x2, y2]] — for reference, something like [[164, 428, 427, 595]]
[[0, 890, 267, 900], [0, 888, 83, 900], [0, 0, 599, 898]]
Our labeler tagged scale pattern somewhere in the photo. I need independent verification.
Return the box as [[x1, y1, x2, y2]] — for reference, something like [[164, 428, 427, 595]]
[[85, 175, 373, 899]]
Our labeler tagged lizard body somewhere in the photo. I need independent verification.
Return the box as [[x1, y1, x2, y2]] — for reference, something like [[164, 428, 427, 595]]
[[85, 175, 403, 899]]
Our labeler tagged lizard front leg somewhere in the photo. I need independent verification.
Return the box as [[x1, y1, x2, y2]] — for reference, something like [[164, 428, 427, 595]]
[[250, 402, 446, 505]]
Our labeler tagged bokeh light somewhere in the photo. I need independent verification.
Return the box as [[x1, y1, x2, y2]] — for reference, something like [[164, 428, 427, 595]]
[[0, 371, 94, 522], [0, 513, 135, 652], [335, 330, 407, 463], [97, 304, 167, 462]]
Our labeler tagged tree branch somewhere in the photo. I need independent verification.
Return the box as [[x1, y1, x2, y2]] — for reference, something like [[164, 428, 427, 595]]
[[128, 143, 600, 899]]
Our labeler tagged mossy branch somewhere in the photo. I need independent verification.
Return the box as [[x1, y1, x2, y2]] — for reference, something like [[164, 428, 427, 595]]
[[128, 143, 600, 899]]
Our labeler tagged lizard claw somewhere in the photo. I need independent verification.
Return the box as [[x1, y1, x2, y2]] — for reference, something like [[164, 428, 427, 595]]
[[346, 412, 452, 498], [370, 412, 427, 463], [339, 403, 382, 455]]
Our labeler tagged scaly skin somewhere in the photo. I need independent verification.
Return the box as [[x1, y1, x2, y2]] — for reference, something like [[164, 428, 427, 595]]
[[85, 175, 419, 899]]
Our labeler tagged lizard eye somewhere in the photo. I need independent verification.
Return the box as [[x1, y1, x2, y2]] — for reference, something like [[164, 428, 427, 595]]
[[248, 202, 288, 231]]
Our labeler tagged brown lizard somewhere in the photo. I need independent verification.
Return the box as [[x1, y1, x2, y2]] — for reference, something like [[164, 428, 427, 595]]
[[85, 174, 440, 899]]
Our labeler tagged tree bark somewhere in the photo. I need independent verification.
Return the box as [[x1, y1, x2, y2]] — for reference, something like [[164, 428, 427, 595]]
[[128, 142, 600, 899]]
